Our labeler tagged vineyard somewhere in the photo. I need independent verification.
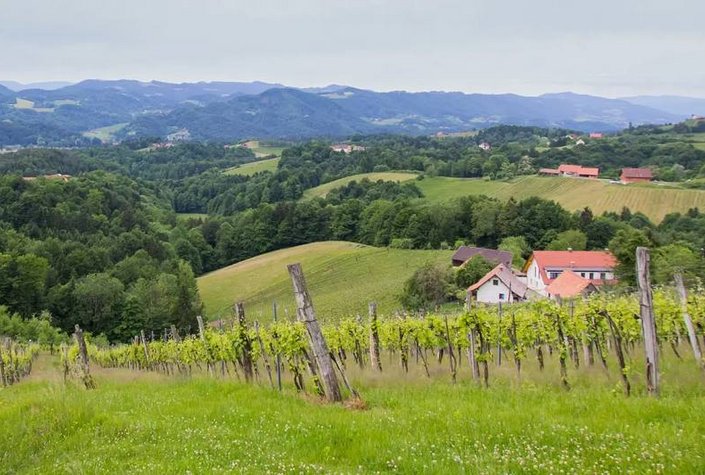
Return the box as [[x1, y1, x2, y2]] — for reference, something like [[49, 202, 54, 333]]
[[0, 340, 38, 387], [78, 287, 705, 398]]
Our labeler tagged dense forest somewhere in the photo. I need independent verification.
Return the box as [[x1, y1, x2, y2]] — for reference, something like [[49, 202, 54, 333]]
[[1, 125, 704, 341]]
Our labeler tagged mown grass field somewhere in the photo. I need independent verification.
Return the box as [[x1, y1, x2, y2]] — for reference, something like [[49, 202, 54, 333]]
[[197, 241, 451, 320], [302, 172, 418, 199], [417, 175, 705, 222], [1, 353, 704, 473], [82, 123, 128, 142], [224, 157, 280, 176]]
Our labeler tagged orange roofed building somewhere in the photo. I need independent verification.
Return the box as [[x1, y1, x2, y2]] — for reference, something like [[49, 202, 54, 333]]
[[523, 250, 617, 296], [545, 270, 598, 301], [557, 164, 599, 179], [620, 168, 653, 184]]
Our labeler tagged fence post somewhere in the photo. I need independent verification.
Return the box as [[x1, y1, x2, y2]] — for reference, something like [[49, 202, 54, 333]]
[[74, 324, 96, 389], [287, 263, 342, 402], [674, 273, 703, 369], [368, 302, 382, 372], [636, 247, 659, 396], [273, 301, 282, 391]]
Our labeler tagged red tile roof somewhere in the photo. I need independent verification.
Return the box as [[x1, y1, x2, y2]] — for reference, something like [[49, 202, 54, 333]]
[[621, 168, 653, 179], [523, 250, 617, 285], [558, 164, 599, 177], [546, 270, 596, 298]]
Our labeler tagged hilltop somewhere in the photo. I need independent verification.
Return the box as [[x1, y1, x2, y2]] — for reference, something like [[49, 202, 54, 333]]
[[197, 241, 452, 321]]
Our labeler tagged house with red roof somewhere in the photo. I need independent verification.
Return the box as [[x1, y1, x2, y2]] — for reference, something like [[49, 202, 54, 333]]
[[522, 250, 617, 296], [620, 168, 653, 184], [545, 270, 598, 301], [557, 164, 599, 179], [467, 263, 536, 304]]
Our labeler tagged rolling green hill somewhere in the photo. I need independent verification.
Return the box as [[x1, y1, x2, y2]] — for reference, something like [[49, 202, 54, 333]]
[[302, 172, 418, 199], [197, 241, 452, 321], [416, 176, 705, 222]]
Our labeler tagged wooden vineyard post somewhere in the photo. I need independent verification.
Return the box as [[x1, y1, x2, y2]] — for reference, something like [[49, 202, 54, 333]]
[[636, 247, 659, 396], [234, 302, 254, 382], [465, 296, 480, 381], [74, 325, 96, 389], [497, 302, 503, 366], [287, 263, 343, 402], [369, 302, 382, 372], [196, 315, 214, 377], [170, 324, 181, 342], [273, 301, 282, 391], [0, 343, 6, 387], [254, 321, 275, 388], [444, 314, 457, 383], [140, 330, 150, 370], [674, 273, 703, 369]]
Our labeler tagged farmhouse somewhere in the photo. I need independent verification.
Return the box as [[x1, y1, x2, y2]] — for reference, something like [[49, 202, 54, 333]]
[[538, 168, 561, 176], [557, 164, 599, 179], [451, 246, 513, 267], [467, 263, 534, 304], [589, 132, 604, 139], [523, 250, 617, 296], [620, 167, 653, 184], [330, 144, 366, 154], [545, 270, 598, 301], [478, 142, 492, 151]]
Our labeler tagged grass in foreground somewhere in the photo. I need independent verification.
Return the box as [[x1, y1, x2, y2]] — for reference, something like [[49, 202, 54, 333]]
[[302, 172, 419, 199], [224, 157, 280, 176], [417, 175, 705, 222], [197, 241, 451, 320], [1, 354, 704, 474]]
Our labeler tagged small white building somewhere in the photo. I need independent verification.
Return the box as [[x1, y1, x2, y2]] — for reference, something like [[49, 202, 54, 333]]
[[467, 263, 533, 304]]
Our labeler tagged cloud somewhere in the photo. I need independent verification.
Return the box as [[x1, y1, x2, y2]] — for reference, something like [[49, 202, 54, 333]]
[[1, 0, 703, 96]]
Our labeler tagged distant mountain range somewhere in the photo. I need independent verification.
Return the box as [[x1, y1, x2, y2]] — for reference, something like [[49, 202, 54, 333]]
[[0, 79, 702, 146]]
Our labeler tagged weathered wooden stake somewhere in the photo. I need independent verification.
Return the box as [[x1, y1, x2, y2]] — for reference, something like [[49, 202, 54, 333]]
[[196, 315, 214, 377], [444, 314, 457, 383], [287, 263, 343, 402], [74, 324, 96, 389], [368, 302, 382, 372], [674, 273, 703, 369], [235, 302, 254, 382], [273, 301, 282, 391], [636, 247, 659, 396], [0, 343, 6, 387]]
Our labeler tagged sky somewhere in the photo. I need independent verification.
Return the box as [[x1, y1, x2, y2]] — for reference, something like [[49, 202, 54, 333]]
[[2, 0, 704, 97]]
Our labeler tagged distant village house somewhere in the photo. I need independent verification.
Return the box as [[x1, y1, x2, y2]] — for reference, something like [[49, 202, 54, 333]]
[[467, 263, 535, 304], [451, 246, 513, 267], [478, 142, 492, 151], [545, 270, 598, 301], [620, 167, 653, 184], [523, 250, 617, 297], [22, 174, 72, 183], [330, 144, 366, 154], [538, 164, 599, 179]]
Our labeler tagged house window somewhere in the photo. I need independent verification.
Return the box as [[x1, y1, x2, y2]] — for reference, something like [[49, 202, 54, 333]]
[[492, 279, 499, 286], [549, 271, 560, 279], [498, 293, 505, 300], [581, 272, 586, 278], [600, 272, 606, 280], [589, 272, 594, 279]]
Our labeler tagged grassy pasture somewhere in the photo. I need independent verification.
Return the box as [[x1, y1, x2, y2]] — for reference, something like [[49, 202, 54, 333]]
[[82, 123, 128, 142], [13, 98, 53, 113], [302, 172, 419, 199], [417, 175, 705, 222], [224, 157, 280, 176], [197, 241, 451, 320], [1, 352, 704, 473]]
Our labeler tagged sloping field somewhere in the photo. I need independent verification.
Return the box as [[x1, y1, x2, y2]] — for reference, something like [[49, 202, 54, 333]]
[[302, 172, 418, 199], [224, 157, 280, 176], [197, 241, 451, 321], [417, 176, 705, 222]]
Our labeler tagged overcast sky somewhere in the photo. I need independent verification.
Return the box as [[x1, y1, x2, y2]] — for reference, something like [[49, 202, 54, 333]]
[[2, 0, 704, 97]]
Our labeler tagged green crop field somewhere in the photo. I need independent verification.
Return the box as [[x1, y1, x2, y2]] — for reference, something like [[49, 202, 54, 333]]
[[224, 157, 280, 176], [417, 176, 705, 222], [302, 172, 418, 199], [197, 241, 451, 320], [2, 353, 704, 473], [82, 123, 128, 143]]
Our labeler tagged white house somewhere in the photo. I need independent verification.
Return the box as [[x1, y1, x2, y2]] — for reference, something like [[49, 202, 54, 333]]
[[467, 263, 533, 304], [523, 250, 617, 296]]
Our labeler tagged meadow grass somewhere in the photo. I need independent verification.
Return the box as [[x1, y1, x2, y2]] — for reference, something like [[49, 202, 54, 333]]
[[1, 353, 704, 474], [197, 241, 451, 320], [224, 157, 280, 176], [416, 175, 705, 222], [82, 123, 128, 142], [302, 172, 418, 199]]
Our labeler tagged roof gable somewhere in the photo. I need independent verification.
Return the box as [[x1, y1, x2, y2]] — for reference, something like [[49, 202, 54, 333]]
[[621, 167, 653, 179], [546, 270, 596, 298], [468, 263, 528, 297]]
